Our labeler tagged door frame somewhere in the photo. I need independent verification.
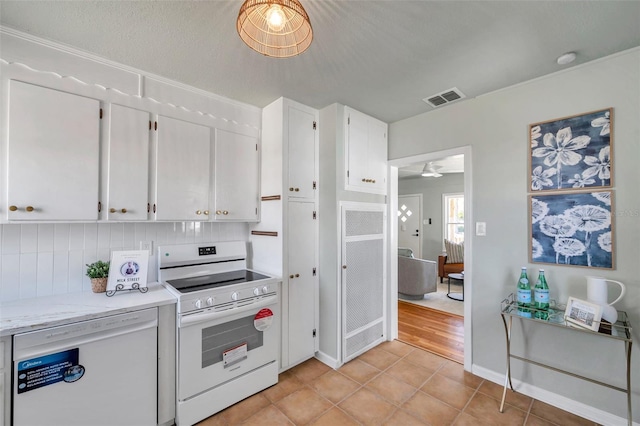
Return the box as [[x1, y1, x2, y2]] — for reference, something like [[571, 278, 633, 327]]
[[397, 193, 423, 259], [387, 145, 473, 371]]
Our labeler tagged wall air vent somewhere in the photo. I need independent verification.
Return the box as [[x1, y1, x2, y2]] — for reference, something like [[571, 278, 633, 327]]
[[422, 87, 466, 108]]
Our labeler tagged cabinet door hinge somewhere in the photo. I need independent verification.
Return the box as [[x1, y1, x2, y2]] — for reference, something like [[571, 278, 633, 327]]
[[312, 329, 317, 338], [256, 143, 258, 151], [313, 121, 317, 130], [347, 170, 350, 178], [313, 267, 317, 276], [99, 108, 103, 119], [313, 211, 317, 220], [98, 201, 102, 212], [255, 207, 258, 215], [154, 121, 158, 131], [147, 203, 151, 213], [149, 120, 152, 130], [312, 181, 317, 190], [153, 203, 157, 213], [347, 116, 350, 125]]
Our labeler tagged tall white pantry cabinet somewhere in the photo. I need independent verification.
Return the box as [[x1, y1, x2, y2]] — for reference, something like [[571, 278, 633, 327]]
[[318, 103, 388, 367], [251, 97, 319, 371]]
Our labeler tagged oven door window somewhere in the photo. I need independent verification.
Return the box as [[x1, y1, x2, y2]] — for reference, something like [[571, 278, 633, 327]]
[[202, 315, 263, 368]]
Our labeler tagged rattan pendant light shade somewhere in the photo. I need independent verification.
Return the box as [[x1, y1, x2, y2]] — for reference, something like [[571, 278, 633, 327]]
[[237, 0, 313, 58]]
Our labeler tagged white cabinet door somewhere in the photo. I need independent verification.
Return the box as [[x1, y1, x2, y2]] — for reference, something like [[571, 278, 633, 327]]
[[155, 116, 211, 221], [214, 129, 259, 221], [287, 201, 318, 365], [287, 105, 316, 199], [106, 104, 150, 221], [344, 107, 388, 195], [7, 80, 100, 220]]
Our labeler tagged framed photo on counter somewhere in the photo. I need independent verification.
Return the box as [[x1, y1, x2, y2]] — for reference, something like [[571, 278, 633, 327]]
[[564, 297, 602, 331]]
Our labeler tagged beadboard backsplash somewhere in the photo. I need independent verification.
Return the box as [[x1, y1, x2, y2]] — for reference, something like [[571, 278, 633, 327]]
[[0, 222, 249, 303]]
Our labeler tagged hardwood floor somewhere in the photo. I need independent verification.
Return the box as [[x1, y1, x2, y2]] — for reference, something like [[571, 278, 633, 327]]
[[397, 300, 464, 364]]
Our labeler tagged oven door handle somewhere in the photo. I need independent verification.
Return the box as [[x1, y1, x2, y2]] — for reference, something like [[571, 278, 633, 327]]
[[179, 295, 277, 327]]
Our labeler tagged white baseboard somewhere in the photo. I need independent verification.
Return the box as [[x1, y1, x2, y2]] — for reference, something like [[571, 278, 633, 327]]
[[315, 351, 341, 369], [471, 364, 637, 426]]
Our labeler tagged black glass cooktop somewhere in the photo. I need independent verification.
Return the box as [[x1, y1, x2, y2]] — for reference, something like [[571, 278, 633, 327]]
[[167, 270, 270, 293]]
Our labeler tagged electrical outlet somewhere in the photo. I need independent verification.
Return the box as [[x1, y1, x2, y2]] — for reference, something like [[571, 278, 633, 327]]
[[476, 222, 487, 236], [139, 241, 153, 254]]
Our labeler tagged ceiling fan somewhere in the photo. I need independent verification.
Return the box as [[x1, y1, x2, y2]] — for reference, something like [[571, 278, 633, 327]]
[[421, 162, 443, 178]]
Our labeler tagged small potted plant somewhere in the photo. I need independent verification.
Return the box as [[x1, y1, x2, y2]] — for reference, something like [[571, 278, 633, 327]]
[[86, 260, 110, 293]]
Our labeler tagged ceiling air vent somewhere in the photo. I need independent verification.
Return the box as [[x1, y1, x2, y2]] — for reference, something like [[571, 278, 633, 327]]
[[423, 87, 466, 108]]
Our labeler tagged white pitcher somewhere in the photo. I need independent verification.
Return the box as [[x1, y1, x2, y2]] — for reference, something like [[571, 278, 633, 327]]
[[586, 276, 626, 324]]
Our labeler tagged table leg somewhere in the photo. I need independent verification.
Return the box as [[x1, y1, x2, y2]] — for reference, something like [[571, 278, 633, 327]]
[[626, 340, 632, 426], [500, 314, 514, 413]]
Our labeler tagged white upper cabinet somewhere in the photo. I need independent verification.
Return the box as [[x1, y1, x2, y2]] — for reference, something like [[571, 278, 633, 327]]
[[214, 129, 259, 221], [105, 104, 150, 221], [7, 80, 100, 221], [344, 107, 388, 195], [154, 116, 211, 221], [287, 105, 317, 200]]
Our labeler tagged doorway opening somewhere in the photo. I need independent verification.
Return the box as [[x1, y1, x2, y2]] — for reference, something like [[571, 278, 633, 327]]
[[388, 146, 472, 370]]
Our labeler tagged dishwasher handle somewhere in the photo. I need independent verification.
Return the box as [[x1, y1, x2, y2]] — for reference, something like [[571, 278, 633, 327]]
[[13, 308, 158, 360]]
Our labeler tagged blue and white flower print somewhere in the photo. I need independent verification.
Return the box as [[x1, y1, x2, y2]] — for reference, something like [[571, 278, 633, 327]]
[[530, 109, 612, 191], [530, 191, 613, 268]]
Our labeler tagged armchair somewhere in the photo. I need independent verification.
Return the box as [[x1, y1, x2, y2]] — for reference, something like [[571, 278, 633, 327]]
[[398, 256, 437, 300], [438, 255, 464, 283]]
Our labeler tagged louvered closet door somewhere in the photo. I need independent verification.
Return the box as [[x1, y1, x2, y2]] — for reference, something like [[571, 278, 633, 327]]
[[341, 203, 387, 362]]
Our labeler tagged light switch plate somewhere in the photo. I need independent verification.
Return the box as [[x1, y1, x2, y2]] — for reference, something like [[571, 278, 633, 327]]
[[476, 222, 487, 236]]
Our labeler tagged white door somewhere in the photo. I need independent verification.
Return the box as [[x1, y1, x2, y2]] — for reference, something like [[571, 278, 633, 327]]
[[106, 104, 150, 220], [341, 202, 386, 362], [398, 194, 422, 258], [7, 80, 100, 221], [286, 201, 318, 366], [154, 116, 211, 221], [214, 129, 259, 221], [287, 105, 316, 199]]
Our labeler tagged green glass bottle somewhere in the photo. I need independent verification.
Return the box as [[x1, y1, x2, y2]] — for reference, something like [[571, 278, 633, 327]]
[[516, 267, 531, 318], [534, 269, 549, 320]]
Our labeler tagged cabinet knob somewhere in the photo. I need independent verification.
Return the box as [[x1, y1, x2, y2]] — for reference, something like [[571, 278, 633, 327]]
[[289, 275, 294, 279], [121, 208, 127, 214], [25, 206, 35, 212], [342, 265, 347, 269], [9, 205, 18, 211], [289, 187, 294, 191], [295, 188, 300, 192], [372, 180, 376, 183], [362, 178, 366, 182], [204, 210, 210, 215], [295, 273, 300, 278], [223, 210, 229, 215], [215, 210, 222, 215], [110, 208, 116, 213], [196, 210, 202, 215]]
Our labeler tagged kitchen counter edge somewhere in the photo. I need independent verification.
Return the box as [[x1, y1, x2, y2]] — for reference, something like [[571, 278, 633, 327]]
[[0, 283, 176, 337]]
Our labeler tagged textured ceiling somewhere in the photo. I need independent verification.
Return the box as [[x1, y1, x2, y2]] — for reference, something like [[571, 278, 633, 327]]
[[1, 1, 639, 123]]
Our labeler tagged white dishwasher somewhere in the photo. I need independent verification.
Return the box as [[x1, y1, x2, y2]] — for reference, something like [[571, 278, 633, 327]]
[[12, 308, 158, 426]]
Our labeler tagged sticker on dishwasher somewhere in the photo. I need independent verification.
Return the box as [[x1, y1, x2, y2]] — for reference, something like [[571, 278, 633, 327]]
[[16, 348, 81, 393], [254, 308, 274, 331], [223, 343, 248, 368]]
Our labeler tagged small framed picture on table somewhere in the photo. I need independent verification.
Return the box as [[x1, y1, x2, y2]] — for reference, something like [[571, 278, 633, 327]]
[[564, 297, 603, 331]]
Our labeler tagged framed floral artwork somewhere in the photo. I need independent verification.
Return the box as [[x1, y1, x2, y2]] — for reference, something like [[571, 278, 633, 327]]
[[529, 108, 612, 192], [530, 191, 614, 269]]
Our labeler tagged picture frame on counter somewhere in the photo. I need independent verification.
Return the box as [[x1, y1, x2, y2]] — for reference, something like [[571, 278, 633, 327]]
[[107, 250, 149, 293], [564, 297, 602, 331]]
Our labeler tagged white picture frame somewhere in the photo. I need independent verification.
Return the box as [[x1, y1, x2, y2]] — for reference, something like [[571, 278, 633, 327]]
[[107, 250, 149, 292], [564, 297, 603, 331]]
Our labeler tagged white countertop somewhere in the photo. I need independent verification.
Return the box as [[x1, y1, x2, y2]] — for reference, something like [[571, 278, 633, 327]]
[[0, 283, 176, 337]]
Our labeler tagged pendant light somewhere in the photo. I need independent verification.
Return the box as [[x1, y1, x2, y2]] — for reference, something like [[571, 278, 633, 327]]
[[237, 0, 313, 58]]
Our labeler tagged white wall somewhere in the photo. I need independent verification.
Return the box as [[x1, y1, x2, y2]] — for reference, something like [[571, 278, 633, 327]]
[[389, 48, 640, 422], [399, 173, 464, 261], [0, 222, 249, 302]]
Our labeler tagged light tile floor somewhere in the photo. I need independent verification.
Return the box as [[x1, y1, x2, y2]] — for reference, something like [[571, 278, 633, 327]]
[[197, 340, 599, 426]]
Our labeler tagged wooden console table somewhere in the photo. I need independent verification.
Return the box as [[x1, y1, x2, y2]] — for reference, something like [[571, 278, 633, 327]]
[[500, 294, 633, 425]]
